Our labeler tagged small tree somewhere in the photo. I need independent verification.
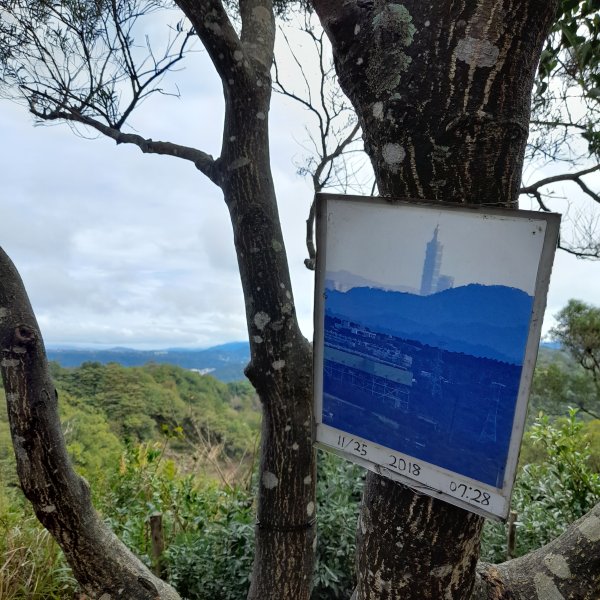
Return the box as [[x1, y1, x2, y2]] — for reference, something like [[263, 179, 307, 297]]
[[552, 299, 600, 382]]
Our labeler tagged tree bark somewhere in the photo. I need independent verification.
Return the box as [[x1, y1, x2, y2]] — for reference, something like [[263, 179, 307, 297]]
[[473, 500, 600, 599], [173, 1, 317, 597], [313, 1, 558, 598], [0, 247, 181, 600]]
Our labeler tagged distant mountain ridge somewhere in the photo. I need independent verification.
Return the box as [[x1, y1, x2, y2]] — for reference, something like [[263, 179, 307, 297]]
[[325, 283, 534, 364], [325, 269, 418, 294], [47, 342, 250, 382]]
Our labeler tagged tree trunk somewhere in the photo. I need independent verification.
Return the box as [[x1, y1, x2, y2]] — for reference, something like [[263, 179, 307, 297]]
[[172, 1, 317, 597], [313, 0, 558, 597], [220, 69, 316, 600], [0, 248, 181, 600]]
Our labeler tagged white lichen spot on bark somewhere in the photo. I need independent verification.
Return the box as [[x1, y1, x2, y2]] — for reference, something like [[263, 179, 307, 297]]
[[253, 335, 263, 344], [312, 535, 318, 551], [1, 358, 19, 367], [272, 239, 283, 252], [254, 312, 271, 330], [534, 573, 565, 600], [306, 501, 315, 517], [284, 424, 292, 432], [11, 346, 26, 354], [354, 24, 360, 35], [272, 359, 286, 371], [292, 442, 299, 451], [425, 20, 430, 27], [455, 37, 499, 68], [233, 50, 244, 62], [281, 303, 293, 315], [41, 504, 57, 513], [99, 594, 112, 600], [356, 57, 364, 65], [229, 136, 236, 142], [544, 554, 571, 579], [382, 143, 406, 173], [228, 157, 251, 170], [431, 564, 453, 578], [372, 102, 384, 120], [578, 513, 600, 541], [256, 112, 266, 120], [286, 290, 292, 300], [303, 475, 312, 485], [204, 20, 222, 35], [0, 307, 7, 321], [359, 515, 367, 535], [262, 471, 279, 489]]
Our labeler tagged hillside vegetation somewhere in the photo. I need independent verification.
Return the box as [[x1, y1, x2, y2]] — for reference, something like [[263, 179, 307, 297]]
[[1, 362, 261, 489], [2, 341, 600, 598]]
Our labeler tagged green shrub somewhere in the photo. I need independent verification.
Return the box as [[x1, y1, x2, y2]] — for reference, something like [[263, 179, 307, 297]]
[[99, 443, 363, 600], [166, 490, 255, 600], [481, 409, 600, 562], [313, 452, 363, 600]]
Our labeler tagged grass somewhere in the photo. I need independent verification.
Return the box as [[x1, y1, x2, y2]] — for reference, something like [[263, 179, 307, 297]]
[[0, 494, 77, 600]]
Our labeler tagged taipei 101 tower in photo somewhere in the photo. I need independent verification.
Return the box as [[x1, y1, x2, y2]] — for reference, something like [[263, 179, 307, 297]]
[[420, 226, 443, 296]]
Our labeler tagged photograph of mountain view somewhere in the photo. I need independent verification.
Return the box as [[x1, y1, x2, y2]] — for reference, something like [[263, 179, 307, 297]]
[[320, 203, 546, 488]]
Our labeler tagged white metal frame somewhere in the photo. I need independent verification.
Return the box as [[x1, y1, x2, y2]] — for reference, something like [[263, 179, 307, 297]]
[[313, 193, 561, 520]]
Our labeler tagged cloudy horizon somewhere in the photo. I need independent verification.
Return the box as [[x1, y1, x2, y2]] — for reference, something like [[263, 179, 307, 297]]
[[1, 19, 599, 350]]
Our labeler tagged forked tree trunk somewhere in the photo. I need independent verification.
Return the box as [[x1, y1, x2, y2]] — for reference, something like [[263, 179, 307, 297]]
[[1, 0, 317, 597], [313, 1, 558, 598], [474, 501, 600, 598]]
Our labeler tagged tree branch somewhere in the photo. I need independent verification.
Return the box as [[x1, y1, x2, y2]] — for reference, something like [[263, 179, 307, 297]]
[[27, 101, 220, 184], [0, 247, 181, 600], [475, 501, 600, 598], [173, 0, 253, 86], [520, 164, 600, 204], [240, 0, 276, 72]]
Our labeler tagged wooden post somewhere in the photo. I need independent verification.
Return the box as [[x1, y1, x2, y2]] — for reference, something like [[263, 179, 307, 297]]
[[149, 513, 165, 577], [507, 510, 517, 560]]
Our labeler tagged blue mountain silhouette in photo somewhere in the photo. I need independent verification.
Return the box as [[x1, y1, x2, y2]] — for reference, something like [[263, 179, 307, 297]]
[[325, 283, 533, 365], [321, 281, 535, 485]]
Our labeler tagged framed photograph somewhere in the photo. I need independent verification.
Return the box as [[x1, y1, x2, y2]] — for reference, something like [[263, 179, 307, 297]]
[[313, 193, 560, 520]]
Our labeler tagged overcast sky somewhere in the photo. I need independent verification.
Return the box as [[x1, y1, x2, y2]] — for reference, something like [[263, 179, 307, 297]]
[[1, 18, 599, 349]]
